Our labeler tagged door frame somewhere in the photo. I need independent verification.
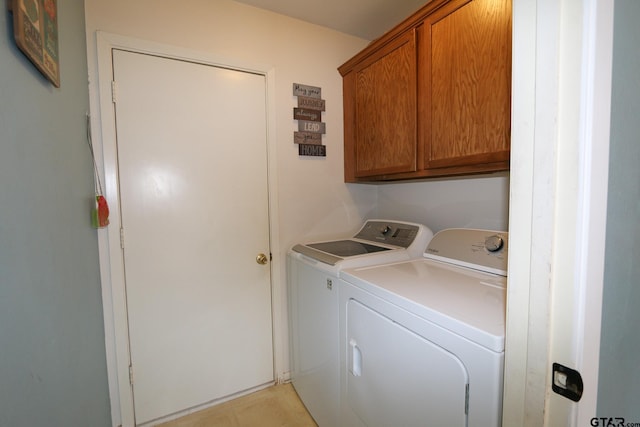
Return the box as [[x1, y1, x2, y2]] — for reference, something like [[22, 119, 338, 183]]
[[90, 31, 281, 426], [505, 0, 614, 425]]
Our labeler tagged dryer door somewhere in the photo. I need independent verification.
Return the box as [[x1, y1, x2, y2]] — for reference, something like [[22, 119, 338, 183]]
[[346, 299, 469, 427]]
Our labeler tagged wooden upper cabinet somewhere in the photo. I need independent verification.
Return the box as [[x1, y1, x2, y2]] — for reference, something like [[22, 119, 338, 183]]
[[352, 30, 417, 177], [423, 0, 512, 169], [339, 0, 512, 182]]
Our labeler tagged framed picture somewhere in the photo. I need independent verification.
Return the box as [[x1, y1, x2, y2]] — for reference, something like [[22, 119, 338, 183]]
[[11, 0, 60, 87]]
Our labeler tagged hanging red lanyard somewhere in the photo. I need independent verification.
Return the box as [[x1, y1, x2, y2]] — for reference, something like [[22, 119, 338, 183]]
[[86, 113, 110, 228]]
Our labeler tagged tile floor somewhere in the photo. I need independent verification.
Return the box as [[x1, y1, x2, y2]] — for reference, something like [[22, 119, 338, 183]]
[[156, 383, 317, 427]]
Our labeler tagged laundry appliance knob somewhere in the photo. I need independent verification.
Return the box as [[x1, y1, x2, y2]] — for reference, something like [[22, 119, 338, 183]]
[[485, 235, 504, 252]]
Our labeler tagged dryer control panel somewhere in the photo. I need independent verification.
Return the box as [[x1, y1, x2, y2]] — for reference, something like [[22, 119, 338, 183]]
[[354, 220, 421, 248], [424, 228, 508, 276]]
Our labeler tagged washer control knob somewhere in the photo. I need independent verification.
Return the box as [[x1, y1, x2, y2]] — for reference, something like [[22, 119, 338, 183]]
[[485, 235, 504, 252], [381, 225, 392, 235]]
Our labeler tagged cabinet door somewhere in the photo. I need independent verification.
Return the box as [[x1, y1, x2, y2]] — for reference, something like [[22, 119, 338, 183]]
[[422, 0, 512, 169], [352, 30, 417, 177]]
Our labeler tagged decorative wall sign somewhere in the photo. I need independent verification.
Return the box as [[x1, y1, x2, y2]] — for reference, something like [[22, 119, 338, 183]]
[[293, 82, 327, 157], [297, 96, 326, 111], [293, 108, 321, 122], [294, 132, 322, 145], [12, 0, 60, 87], [293, 83, 321, 99], [298, 120, 326, 134], [299, 144, 326, 157]]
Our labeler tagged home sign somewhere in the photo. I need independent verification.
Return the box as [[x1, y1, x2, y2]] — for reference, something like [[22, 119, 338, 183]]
[[293, 83, 326, 157]]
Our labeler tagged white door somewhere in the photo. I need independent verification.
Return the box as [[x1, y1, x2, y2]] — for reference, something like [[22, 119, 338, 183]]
[[111, 49, 273, 424]]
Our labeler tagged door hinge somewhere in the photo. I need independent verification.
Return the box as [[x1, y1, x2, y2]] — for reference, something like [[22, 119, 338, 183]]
[[111, 81, 118, 103], [552, 362, 583, 402], [128, 365, 134, 385], [120, 227, 125, 249], [464, 383, 469, 414]]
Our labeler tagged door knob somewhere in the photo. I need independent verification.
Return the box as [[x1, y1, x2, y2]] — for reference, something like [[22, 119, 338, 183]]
[[256, 253, 268, 265]]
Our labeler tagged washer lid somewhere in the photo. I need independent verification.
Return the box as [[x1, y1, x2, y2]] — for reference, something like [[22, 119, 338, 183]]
[[341, 258, 506, 352], [306, 240, 391, 257], [292, 240, 390, 266], [291, 220, 433, 266]]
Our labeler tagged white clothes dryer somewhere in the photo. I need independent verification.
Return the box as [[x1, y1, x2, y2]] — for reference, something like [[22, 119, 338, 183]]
[[338, 228, 508, 427], [288, 220, 433, 427]]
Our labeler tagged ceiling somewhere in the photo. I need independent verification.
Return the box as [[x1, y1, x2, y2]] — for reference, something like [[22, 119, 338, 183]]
[[233, 0, 429, 40]]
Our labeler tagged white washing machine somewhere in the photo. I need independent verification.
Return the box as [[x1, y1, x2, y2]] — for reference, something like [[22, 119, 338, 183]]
[[287, 220, 433, 427], [338, 228, 508, 427]]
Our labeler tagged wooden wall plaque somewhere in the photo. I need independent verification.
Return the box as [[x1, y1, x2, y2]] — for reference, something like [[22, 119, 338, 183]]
[[293, 108, 322, 122], [294, 132, 322, 145], [299, 144, 326, 157], [292, 83, 321, 99], [12, 0, 60, 87], [297, 96, 326, 111], [298, 120, 326, 134], [293, 82, 326, 156]]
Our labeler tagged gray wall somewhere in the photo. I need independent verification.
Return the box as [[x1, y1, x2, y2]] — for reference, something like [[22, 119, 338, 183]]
[[0, 1, 111, 426], [597, 0, 640, 420], [375, 174, 509, 233]]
